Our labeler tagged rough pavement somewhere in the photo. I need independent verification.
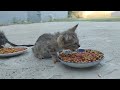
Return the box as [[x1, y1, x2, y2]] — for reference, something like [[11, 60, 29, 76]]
[[0, 21, 120, 79]]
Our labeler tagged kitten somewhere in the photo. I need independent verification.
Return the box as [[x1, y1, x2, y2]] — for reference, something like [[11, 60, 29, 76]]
[[0, 31, 33, 48], [32, 24, 80, 63]]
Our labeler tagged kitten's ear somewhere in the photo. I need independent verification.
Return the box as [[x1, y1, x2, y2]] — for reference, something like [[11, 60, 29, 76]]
[[57, 35, 65, 47], [68, 24, 79, 32]]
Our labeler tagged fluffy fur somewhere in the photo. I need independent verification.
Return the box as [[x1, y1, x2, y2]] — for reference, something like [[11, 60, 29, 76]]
[[32, 24, 80, 62]]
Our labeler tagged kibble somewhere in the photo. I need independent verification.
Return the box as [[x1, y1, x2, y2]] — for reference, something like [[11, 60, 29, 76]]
[[59, 49, 104, 63], [0, 48, 27, 54]]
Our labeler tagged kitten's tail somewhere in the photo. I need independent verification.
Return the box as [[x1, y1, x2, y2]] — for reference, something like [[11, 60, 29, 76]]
[[7, 40, 34, 47], [16, 45, 34, 47], [0, 31, 34, 47]]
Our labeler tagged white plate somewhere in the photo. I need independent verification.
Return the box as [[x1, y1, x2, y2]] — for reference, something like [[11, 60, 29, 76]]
[[58, 58, 104, 68], [0, 47, 28, 57], [57, 49, 104, 68]]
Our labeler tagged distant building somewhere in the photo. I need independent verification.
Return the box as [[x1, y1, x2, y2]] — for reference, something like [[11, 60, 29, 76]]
[[0, 11, 68, 24], [27, 11, 68, 22], [0, 11, 27, 24]]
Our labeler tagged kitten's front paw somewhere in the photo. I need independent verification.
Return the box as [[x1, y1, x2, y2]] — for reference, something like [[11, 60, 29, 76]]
[[53, 60, 60, 64], [53, 58, 60, 64], [36, 54, 44, 59]]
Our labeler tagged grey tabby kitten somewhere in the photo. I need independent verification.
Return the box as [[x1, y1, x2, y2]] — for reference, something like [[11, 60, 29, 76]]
[[0, 31, 33, 48], [32, 24, 80, 63]]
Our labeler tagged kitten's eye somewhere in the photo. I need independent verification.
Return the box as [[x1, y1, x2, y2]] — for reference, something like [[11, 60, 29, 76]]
[[74, 43, 78, 45]]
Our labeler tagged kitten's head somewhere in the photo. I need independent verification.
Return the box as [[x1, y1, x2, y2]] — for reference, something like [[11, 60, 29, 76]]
[[57, 24, 80, 51]]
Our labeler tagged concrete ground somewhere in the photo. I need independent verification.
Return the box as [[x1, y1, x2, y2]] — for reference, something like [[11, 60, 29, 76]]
[[0, 21, 120, 79]]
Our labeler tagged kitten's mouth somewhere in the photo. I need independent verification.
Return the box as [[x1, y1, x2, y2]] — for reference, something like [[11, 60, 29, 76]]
[[64, 48, 76, 51], [63, 47, 78, 51]]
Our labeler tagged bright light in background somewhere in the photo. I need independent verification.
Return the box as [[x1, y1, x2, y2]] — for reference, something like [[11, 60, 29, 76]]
[[76, 11, 115, 18], [82, 11, 115, 18], [83, 11, 94, 16], [84, 11, 114, 15]]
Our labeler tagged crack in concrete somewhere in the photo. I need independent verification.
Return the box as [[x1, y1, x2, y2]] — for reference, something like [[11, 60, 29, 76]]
[[103, 69, 118, 77], [49, 75, 62, 79]]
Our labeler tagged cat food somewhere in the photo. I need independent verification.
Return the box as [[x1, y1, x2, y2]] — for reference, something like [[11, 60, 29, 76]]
[[0, 48, 27, 54], [59, 49, 104, 63]]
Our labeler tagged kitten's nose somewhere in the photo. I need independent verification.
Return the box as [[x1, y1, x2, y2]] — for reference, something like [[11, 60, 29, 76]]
[[78, 44, 80, 47]]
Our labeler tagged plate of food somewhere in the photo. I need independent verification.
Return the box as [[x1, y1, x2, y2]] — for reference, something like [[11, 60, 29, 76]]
[[57, 49, 104, 68], [0, 47, 28, 57]]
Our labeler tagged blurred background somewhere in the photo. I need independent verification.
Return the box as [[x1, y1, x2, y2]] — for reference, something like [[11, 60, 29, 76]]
[[0, 11, 119, 25]]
